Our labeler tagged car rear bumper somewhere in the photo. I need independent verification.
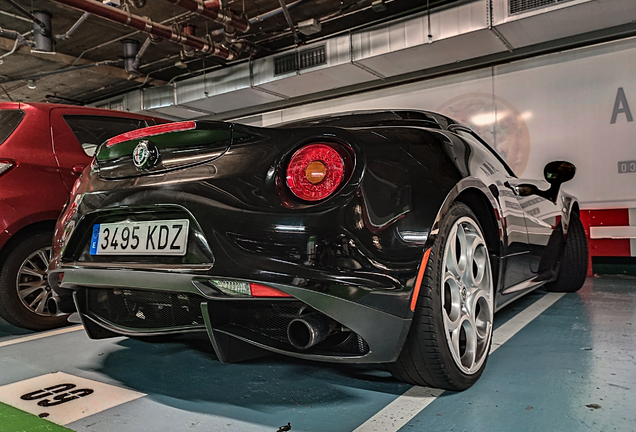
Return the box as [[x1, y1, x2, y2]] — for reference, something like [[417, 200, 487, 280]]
[[50, 266, 412, 364]]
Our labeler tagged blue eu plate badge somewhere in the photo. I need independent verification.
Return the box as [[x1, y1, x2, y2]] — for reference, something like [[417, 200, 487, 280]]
[[90, 224, 100, 255]]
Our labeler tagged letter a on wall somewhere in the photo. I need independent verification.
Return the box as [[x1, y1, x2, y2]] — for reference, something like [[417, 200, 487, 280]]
[[611, 87, 634, 124]]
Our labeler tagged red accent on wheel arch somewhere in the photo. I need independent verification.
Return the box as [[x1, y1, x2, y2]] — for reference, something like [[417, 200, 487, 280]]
[[410, 248, 432, 312], [249, 283, 293, 298]]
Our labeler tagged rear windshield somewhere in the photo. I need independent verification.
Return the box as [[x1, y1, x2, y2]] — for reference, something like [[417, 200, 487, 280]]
[[0, 109, 26, 146], [63, 115, 153, 156]]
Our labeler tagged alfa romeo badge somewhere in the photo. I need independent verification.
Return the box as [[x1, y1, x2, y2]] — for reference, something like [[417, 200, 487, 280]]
[[132, 140, 159, 170]]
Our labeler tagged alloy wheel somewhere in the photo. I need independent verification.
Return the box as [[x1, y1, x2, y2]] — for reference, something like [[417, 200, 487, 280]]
[[15, 246, 55, 317], [441, 216, 493, 375]]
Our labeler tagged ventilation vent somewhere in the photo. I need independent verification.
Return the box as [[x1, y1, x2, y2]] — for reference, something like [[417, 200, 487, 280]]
[[109, 99, 124, 111], [509, 0, 574, 15], [274, 45, 327, 75], [96, 99, 125, 111]]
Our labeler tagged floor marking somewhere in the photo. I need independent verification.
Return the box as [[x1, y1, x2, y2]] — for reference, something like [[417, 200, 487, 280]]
[[0, 325, 83, 349], [352, 292, 566, 432], [490, 292, 565, 353], [0, 372, 145, 425]]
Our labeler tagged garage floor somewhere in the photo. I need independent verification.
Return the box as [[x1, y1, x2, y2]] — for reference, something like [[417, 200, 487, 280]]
[[0, 276, 634, 432]]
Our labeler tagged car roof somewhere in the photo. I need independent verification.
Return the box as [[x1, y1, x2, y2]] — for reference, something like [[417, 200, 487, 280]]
[[271, 110, 458, 130], [0, 102, 165, 122]]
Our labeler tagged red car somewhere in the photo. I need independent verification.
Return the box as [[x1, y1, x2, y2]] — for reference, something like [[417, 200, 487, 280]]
[[0, 102, 164, 330]]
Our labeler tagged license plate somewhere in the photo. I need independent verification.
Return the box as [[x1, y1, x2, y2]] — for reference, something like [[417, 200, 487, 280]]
[[90, 219, 190, 256]]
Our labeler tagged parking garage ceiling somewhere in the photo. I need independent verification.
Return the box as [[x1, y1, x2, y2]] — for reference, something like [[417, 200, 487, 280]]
[[0, 0, 461, 104]]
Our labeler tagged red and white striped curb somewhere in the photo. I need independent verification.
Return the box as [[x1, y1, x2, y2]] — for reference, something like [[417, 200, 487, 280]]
[[580, 208, 636, 275]]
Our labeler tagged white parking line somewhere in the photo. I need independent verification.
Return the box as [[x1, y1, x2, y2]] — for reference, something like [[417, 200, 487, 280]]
[[0, 325, 83, 349], [353, 292, 566, 432]]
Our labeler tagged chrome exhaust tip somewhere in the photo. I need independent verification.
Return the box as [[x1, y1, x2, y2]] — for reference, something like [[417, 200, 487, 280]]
[[287, 313, 335, 350], [47, 295, 75, 316]]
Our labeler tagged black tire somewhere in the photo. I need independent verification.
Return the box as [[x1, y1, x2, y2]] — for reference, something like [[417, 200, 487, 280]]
[[0, 231, 68, 330], [544, 212, 588, 293], [388, 203, 494, 391]]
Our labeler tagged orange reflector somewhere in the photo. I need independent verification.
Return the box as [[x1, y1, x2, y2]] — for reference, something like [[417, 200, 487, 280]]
[[249, 283, 293, 298], [305, 160, 327, 184], [410, 248, 431, 311]]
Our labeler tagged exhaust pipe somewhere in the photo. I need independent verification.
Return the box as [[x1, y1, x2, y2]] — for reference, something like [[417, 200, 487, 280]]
[[47, 295, 75, 316], [287, 313, 336, 350]]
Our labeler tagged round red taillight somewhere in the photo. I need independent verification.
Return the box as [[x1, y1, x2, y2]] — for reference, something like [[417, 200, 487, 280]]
[[286, 143, 345, 201]]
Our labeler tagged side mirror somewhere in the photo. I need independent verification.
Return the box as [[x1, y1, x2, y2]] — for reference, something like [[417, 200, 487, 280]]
[[544, 161, 576, 185], [511, 161, 576, 204]]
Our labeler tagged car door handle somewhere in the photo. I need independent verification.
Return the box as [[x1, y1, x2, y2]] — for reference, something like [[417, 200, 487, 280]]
[[72, 165, 86, 176]]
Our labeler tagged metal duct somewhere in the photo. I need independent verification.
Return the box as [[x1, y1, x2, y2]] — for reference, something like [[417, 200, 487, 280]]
[[49, 0, 231, 59], [33, 11, 54, 53], [162, 0, 249, 33], [97, 0, 636, 119]]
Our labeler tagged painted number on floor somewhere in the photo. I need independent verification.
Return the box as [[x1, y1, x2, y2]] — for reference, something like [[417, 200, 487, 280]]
[[0, 372, 145, 425], [21, 383, 94, 407]]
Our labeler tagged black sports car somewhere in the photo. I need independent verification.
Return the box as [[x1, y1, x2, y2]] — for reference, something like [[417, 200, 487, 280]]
[[48, 110, 588, 391]]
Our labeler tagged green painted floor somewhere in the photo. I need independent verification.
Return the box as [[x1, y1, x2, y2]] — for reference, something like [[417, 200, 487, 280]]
[[0, 402, 73, 432]]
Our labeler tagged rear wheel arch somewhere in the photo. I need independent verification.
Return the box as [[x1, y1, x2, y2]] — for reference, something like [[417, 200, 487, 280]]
[[0, 220, 57, 264], [455, 189, 501, 257], [430, 183, 503, 296]]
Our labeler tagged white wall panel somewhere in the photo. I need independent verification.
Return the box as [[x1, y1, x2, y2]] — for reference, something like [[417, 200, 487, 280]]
[[262, 37, 636, 209]]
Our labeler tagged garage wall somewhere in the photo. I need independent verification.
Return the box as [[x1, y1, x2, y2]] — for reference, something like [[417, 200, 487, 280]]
[[258, 36, 636, 211]]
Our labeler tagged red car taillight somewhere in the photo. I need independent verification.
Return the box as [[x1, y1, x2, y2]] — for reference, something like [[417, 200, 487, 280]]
[[286, 143, 351, 201], [0, 159, 15, 177], [209, 279, 292, 298]]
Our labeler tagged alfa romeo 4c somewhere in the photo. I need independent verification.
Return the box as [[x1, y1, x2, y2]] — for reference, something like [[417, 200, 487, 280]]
[[49, 110, 587, 390]]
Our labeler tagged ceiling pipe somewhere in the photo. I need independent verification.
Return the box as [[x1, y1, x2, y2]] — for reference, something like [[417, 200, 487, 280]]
[[32, 11, 54, 53], [0, 38, 19, 64], [181, 24, 197, 56], [55, 12, 90, 40], [49, 0, 231, 59], [122, 39, 139, 74], [0, 10, 32, 23], [161, 0, 250, 33], [278, 0, 301, 45], [0, 0, 48, 29], [70, 11, 190, 66], [131, 36, 152, 71], [0, 27, 34, 47]]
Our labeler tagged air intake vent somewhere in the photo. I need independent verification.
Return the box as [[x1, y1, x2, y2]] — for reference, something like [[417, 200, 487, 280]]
[[274, 45, 327, 75], [509, 0, 574, 15]]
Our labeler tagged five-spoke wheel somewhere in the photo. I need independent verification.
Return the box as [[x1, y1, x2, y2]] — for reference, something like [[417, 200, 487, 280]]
[[388, 203, 494, 390], [441, 216, 493, 375]]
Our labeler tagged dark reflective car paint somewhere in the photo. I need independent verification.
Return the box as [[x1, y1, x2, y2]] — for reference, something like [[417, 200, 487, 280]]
[[50, 110, 576, 363]]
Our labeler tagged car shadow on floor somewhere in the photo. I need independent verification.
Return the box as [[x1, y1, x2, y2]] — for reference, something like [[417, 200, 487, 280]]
[[87, 290, 562, 421], [0, 317, 34, 341], [92, 331, 411, 416]]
